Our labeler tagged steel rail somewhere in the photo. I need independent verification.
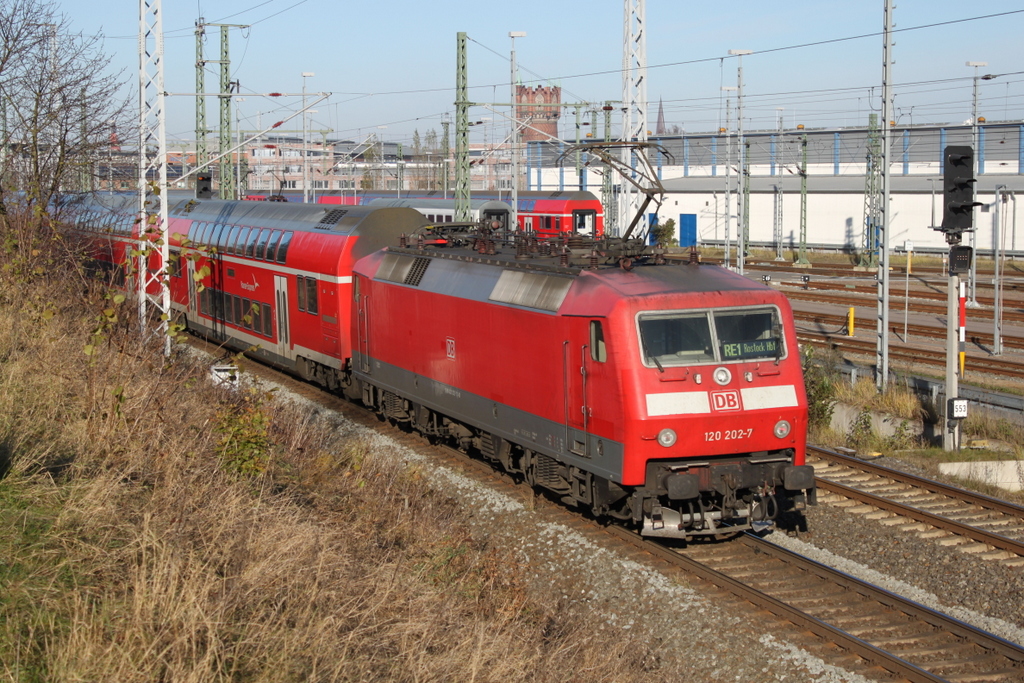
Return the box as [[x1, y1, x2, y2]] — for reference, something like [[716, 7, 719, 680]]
[[816, 477, 1024, 558], [603, 525, 950, 683], [810, 446, 1024, 519]]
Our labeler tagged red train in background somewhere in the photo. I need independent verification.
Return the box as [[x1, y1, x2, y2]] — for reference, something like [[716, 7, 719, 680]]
[[242, 189, 604, 239], [65, 192, 814, 540]]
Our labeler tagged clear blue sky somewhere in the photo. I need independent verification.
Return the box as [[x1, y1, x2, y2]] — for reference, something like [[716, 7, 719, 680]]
[[62, 0, 1024, 147]]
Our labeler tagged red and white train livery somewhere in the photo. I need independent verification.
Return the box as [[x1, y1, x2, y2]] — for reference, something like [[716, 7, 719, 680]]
[[66, 193, 814, 539]]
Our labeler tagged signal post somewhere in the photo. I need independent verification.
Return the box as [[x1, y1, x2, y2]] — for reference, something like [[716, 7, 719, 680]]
[[935, 146, 980, 451]]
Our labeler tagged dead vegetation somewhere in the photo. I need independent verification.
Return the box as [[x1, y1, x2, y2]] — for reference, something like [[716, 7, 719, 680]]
[[0, 208, 689, 681]]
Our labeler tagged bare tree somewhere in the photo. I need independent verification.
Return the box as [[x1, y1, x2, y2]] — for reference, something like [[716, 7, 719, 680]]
[[0, 0, 130, 217]]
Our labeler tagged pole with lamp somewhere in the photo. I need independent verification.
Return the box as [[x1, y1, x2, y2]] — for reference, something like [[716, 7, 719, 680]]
[[721, 85, 736, 268], [729, 49, 752, 275], [301, 71, 314, 203], [509, 31, 525, 231], [965, 61, 987, 307], [234, 96, 245, 198]]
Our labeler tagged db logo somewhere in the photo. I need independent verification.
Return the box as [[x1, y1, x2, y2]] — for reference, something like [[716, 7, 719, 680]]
[[446, 337, 456, 360], [711, 390, 742, 412]]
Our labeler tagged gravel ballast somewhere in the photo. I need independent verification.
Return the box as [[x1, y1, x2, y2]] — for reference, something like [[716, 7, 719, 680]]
[[277, 380, 1024, 680]]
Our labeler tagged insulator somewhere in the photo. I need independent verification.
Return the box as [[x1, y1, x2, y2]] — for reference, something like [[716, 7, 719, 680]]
[[516, 236, 528, 259], [689, 245, 699, 264], [487, 239, 496, 255], [589, 249, 599, 269], [568, 236, 583, 250], [417, 234, 425, 249], [559, 247, 570, 266], [399, 233, 407, 248]]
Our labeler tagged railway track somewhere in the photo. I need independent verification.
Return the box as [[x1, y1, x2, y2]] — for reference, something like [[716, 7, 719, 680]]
[[785, 288, 1024, 326], [669, 254, 1024, 285], [209, 339, 1024, 682], [809, 446, 1024, 566], [796, 329, 1024, 380], [663, 531, 1024, 682], [782, 280, 1024, 316]]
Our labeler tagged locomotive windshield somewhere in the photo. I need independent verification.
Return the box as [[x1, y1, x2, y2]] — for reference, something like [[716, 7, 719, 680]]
[[637, 306, 784, 368]]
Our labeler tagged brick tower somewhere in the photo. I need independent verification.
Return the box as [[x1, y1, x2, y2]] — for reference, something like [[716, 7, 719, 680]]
[[515, 85, 561, 143]]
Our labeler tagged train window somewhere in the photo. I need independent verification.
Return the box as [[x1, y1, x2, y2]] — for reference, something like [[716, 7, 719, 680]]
[[231, 295, 240, 325], [261, 303, 273, 337], [265, 231, 284, 261], [233, 227, 250, 256], [203, 222, 215, 247], [297, 275, 307, 312], [168, 252, 181, 278], [251, 302, 262, 332], [713, 308, 783, 361], [637, 307, 784, 368], [305, 277, 319, 315], [254, 229, 272, 260], [226, 226, 240, 254], [573, 210, 596, 236], [210, 224, 226, 251], [241, 298, 252, 329], [590, 321, 607, 363], [275, 231, 293, 264], [638, 312, 715, 366], [244, 228, 260, 258]]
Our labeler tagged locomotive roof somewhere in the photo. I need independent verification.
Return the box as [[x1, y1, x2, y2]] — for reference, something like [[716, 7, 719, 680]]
[[168, 198, 430, 236], [375, 240, 770, 317]]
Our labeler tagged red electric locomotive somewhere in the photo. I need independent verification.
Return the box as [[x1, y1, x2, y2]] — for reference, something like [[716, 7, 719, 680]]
[[350, 232, 815, 539]]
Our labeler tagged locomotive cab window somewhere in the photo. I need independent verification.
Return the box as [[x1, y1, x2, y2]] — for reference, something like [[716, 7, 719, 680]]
[[637, 306, 784, 368], [573, 210, 596, 236], [590, 321, 607, 363]]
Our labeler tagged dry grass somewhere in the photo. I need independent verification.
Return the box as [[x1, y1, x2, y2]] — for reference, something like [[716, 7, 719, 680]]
[[831, 378, 925, 421], [0, 209, 690, 682]]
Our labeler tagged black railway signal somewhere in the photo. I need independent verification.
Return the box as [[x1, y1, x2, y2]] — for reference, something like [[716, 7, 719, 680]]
[[196, 173, 213, 199], [938, 145, 981, 243]]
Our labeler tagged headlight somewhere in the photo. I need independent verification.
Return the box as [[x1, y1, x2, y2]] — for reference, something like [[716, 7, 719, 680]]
[[713, 367, 732, 386], [657, 428, 677, 447], [774, 420, 792, 438]]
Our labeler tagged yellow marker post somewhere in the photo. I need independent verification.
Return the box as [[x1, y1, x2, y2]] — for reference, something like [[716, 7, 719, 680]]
[[847, 307, 855, 336]]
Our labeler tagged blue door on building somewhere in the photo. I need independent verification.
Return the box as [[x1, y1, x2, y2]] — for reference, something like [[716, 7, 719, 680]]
[[679, 213, 697, 247]]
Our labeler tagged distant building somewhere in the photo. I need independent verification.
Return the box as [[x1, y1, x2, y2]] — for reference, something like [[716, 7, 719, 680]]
[[515, 85, 561, 143]]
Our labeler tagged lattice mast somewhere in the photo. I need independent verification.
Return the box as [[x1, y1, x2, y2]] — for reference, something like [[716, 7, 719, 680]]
[[195, 19, 206, 176], [620, 0, 647, 237], [796, 133, 809, 264], [218, 25, 233, 199], [860, 113, 882, 267], [876, 0, 894, 390], [138, 0, 170, 356], [455, 32, 470, 221]]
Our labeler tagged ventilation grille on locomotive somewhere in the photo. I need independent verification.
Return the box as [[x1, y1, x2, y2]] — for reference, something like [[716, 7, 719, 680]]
[[313, 209, 348, 230], [489, 270, 572, 312], [376, 253, 431, 286]]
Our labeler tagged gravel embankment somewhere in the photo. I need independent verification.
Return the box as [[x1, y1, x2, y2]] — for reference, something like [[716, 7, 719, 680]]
[[278, 379, 1024, 680]]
